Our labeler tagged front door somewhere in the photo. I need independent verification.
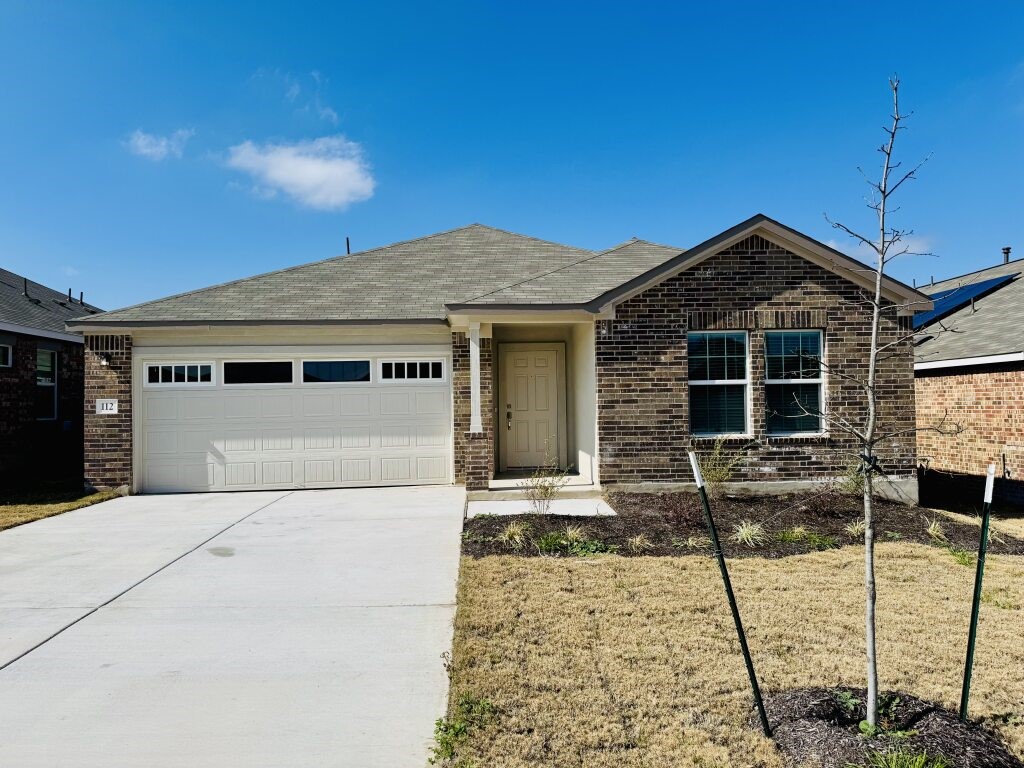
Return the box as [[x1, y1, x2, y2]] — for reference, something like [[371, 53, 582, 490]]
[[499, 345, 563, 470]]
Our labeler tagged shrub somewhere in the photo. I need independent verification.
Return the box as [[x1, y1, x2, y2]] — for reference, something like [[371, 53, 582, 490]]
[[517, 454, 570, 514], [534, 531, 565, 555], [497, 520, 530, 550], [429, 696, 495, 765], [856, 749, 950, 768], [844, 518, 867, 538], [839, 461, 865, 496], [626, 534, 654, 553], [731, 520, 768, 548], [806, 532, 839, 551], [562, 524, 587, 544], [776, 526, 809, 543], [697, 437, 750, 498], [534, 528, 616, 557]]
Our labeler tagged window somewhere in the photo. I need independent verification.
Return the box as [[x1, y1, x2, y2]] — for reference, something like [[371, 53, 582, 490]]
[[145, 363, 214, 386], [688, 332, 748, 435], [765, 330, 824, 434], [380, 360, 444, 382], [303, 360, 371, 383], [0, 344, 11, 368], [223, 361, 293, 385], [35, 348, 57, 420]]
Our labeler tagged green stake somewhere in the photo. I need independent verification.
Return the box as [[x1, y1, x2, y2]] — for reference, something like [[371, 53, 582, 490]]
[[688, 451, 771, 737], [959, 463, 996, 722]]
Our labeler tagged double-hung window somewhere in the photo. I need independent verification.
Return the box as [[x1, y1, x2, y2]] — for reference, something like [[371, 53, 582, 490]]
[[688, 331, 748, 435], [765, 330, 824, 434], [35, 348, 57, 420]]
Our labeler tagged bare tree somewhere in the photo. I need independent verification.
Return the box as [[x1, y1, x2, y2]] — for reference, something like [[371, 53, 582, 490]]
[[820, 77, 961, 728]]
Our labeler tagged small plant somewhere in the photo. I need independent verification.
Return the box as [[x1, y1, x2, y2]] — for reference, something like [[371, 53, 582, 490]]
[[884, 530, 903, 541], [534, 529, 616, 557], [429, 695, 495, 765], [535, 531, 565, 555], [626, 534, 654, 553], [518, 453, 570, 514], [947, 546, 974, 567], [672, 535, 711, 550], [839, 461, 865, 496], [567, 538, 618, 556], [924, 517, 947, 543], [854, 749, 950, 768], [776, 526, 809, 543], [497, 520, 530, 550], [845, 518, 867, 538], [697, 437, 750, 498], [731, 520, 768, 548], [831, 688, 861, 716], [562, 524, 587, 544], [806, 532, 840, 551]]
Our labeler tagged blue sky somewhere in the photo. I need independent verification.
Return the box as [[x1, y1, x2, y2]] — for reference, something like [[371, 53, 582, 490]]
[[2, 2, 1023, 310]]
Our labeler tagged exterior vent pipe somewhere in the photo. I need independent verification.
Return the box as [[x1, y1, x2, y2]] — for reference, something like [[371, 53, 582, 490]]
[[1003, 246, 1011, 264]]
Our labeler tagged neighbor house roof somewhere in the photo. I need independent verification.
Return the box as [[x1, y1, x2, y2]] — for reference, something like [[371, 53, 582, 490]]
[[1, 267, 102, 342], [914, 258, 1024, 369]]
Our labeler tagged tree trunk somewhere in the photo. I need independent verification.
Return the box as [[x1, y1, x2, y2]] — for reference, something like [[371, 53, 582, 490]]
[[863, 468, 878, 727]]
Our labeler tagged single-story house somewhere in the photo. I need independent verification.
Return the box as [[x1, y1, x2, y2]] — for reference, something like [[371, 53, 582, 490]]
[[915, 247, 1023, 508], [1, 268, 102, 488], [68, 215, 927, 499]]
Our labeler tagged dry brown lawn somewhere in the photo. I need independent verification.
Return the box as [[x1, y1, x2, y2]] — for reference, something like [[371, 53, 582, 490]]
[[446, 544, 1024, 767], [0, 489, 120, 531], [939, 509, 1024, 542]]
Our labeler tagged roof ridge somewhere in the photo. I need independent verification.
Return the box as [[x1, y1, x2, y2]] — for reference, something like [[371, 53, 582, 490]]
[[455, 238, 682, 304], [0, 267, 102, 312], [463, 223, 592, 254], [926, 256, 1024, 289]]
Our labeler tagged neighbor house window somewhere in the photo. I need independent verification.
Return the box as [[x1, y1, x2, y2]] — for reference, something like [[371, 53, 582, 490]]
[[35, 348, 57, 420], [223, 361, 294, 385], [688, 331, 748, 435], [0, 344, 11, 368], [145, 363, 214, 386], [379, 360, 445, 381], [765, 330, 824, 434], [303, 360, 371, 383]]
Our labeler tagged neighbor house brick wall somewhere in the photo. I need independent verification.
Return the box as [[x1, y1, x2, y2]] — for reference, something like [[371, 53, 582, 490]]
[[915, 363, 1024, 505], [0, 331, 84, 487], [83, 334, 133, 490], [596, 234, 917, 486], [452, 331, 494, 489]]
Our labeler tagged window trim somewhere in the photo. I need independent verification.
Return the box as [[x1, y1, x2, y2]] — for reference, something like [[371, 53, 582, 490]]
[[35, 348, 58, 421], [0, 343, 11, 368], [143, 361, 217, 388], [377, 358, 447, 384], [221, 360, 296, 387], [300, 358, 374, 386], [764, 329, 827, 436], [687, 330, 752, 438]]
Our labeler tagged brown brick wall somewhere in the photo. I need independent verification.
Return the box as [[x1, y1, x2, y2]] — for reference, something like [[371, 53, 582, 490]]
[[0, 331, 84, 488], [83, 334, 133, 490], [596, 234, 917, 485], [915, 364, 1024, 504], [452, 331, 493, 489]]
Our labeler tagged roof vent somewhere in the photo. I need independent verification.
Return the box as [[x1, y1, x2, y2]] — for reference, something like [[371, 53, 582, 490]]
[[1003, 246, 1012, 264]]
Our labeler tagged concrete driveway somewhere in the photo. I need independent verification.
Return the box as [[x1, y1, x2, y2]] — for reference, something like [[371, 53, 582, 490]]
[[0, 486, 465, 767]]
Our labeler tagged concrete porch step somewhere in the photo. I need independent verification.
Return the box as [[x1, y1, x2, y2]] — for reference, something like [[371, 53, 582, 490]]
[[466, 486, 603, 502]]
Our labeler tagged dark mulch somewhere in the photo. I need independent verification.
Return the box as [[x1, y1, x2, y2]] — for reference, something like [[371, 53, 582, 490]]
[[461, 491, 1024, 558], [762, 687, 1023, 768]]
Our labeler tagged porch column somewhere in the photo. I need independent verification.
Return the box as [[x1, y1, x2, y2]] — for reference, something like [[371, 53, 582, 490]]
[[469, 322, 483, 432]]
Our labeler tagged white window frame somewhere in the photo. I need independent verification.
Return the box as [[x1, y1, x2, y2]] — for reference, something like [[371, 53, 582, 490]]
[[221, 360, 296, 387], [143, 361, 217, 388], [764, 329, 826, 437], [377, 358, 447, 384], [300, 358, 374, 386], [0, 343, 11, 368], [35, 348, 58, 421], [688, 330, 752, 438]]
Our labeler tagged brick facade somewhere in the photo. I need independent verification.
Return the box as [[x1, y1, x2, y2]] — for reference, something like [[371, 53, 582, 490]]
[[0, 331, 84, 488], [915, 363, 1024, 506], [452, 331, 494, 490], [595, 234, 917, 486], [83, 334, 133, 490]]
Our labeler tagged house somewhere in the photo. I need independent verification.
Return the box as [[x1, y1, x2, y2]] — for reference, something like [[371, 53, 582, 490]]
[[914, 248, 1024, 508], [1, 268, 102, 488], [67, 214, 927, 499]]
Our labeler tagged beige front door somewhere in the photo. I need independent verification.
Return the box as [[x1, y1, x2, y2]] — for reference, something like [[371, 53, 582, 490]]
[[499, 345, 563, 470]]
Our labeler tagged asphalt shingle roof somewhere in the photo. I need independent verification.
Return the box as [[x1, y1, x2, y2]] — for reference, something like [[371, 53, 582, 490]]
[[0, 267, 102, 335], [915, 258, 1024, 363]]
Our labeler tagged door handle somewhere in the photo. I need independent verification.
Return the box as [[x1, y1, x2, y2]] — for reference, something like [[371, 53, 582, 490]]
[[506, 412, 512, 430]]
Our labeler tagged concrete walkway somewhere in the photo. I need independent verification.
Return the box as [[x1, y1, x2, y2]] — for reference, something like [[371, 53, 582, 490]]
[[0, 486, 465, 767]]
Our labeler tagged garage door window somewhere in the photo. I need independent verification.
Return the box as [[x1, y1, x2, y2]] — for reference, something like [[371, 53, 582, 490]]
[[146, 363, 214, 386], [380, 360, 444, 382], [302, 360, 371, 383], [223, 361, 294, 385]]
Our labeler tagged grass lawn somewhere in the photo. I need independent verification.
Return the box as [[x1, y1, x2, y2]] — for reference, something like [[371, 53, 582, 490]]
[[0, 487, 120, 531], [443, 543, 1024, 767]]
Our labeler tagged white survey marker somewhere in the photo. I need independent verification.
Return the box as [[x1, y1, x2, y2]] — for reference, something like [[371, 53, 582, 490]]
[[688, 451, 705, 489], [984, 464, 995, 505]]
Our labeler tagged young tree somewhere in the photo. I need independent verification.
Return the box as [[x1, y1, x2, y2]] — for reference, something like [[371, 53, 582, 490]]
[[820, 78, 961, 727]]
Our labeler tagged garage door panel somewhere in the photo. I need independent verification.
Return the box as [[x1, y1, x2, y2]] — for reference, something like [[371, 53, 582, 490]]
[[140, 351, 451, 492]]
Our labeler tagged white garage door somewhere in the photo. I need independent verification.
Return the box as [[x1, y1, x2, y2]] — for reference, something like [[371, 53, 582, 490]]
[[138, 352, 452, 493]]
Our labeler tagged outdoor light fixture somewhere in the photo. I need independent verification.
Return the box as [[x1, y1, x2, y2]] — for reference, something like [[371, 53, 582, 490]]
[[98, 352, 111, 366]]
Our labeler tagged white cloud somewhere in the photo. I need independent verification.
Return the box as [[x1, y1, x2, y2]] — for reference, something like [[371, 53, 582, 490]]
[[61, 265, 80, 277], [125, 128, 195, 161], [225, 135, 375, 210], [825, 234, 934, 262]]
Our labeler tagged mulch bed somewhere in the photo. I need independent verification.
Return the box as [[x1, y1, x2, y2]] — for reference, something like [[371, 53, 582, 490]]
[[762, 687, 1023, 767], [461, 491, 1024, 558]]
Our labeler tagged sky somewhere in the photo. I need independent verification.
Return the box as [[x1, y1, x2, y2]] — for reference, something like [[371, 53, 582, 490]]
[[1, 1, 1023, 311]]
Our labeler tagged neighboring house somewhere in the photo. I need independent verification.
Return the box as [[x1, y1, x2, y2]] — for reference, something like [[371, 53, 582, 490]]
[[68, 215, 927, 499], [914, 249, 1024, 507], [0, 268, 102, 487]]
